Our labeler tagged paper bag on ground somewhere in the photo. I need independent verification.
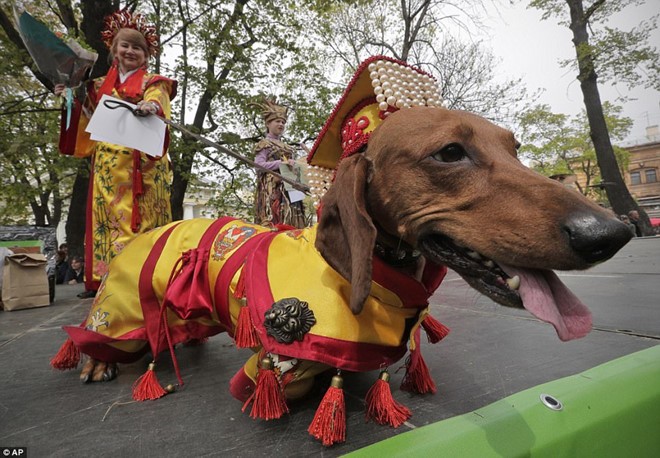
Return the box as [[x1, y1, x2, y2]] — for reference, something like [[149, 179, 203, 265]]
[[1, 253, 50, 311]]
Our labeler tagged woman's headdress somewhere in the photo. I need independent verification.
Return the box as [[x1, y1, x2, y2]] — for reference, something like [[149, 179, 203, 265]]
[[101, 9, 160, 57], [251, 98, 289, 124]]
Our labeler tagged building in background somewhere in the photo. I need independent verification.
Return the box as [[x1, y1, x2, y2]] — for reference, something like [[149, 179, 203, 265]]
[[182, 177, 218, 220], [624, 126, 660, 218], [556, 125, 660, 222]]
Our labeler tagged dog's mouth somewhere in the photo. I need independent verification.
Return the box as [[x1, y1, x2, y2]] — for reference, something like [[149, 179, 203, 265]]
[[418, 234, 592, 341]]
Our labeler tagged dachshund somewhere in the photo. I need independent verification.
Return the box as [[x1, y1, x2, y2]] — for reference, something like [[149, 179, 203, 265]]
[[58, 107, 631, 402]]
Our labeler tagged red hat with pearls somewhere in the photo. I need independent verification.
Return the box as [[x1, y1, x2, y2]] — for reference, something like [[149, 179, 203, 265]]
[[306, 55, 443, 208]]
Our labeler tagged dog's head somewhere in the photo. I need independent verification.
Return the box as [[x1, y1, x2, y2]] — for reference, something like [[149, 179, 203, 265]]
[[316, 107, 632, 341]]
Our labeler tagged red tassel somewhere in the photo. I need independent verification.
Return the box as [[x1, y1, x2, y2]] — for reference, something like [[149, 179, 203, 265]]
[[365, 370, 411, 427], [132, 362, 169, 401], [234, 299, 260, 348], [50, 338, 80, 370], [421, 315, 450, 344], [308, 373, 346, 446], [233, 267, 246, 299], [280, 371, 297, 391], [400, 348, 436, 394], [242, 356, 288, 420]]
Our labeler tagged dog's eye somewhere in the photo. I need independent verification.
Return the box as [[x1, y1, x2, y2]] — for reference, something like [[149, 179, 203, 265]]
[[432, 144, 466, 163]]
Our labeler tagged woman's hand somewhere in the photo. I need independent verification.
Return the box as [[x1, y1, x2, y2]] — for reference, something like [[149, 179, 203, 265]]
[[136, 100, 158, 115], [54, 84, 66, 96]]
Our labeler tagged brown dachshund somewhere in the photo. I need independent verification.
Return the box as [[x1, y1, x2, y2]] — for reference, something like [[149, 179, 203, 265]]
[[71, 107, 631, 387], [319, 107, 630, 337]]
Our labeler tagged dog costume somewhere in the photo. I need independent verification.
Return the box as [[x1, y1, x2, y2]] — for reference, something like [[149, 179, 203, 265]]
[[53, 56, 451, 446]]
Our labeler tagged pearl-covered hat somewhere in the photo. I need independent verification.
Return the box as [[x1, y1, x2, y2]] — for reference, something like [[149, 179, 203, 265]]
[[306, 55, 443, 208]]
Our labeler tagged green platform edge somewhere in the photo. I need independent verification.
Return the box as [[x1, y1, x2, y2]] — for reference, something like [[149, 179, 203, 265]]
[[0, 240, 43, 248], [346, 345, 660, 457]]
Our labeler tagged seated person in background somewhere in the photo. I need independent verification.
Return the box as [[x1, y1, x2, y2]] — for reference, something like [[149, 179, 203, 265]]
[[55, 250, 69, 284], [627, 210, 642, 237], [64, 256, 85, 284], [619, 215, 637, 237]]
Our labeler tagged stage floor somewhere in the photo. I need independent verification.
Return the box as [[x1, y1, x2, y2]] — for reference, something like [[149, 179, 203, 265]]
[[1, 238, 658, 457]]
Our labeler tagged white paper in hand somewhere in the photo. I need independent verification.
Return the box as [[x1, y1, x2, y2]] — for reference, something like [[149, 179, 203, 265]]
[[85, 94, 166, 157], [279, 161, 306, 203]]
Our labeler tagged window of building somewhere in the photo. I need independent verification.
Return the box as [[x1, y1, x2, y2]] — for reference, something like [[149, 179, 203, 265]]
[[631, 171, 641, 185], [645, 169, 657, 183]]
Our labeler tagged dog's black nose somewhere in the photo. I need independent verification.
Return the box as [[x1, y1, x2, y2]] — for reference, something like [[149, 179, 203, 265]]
[[563, 213, 633, 264]]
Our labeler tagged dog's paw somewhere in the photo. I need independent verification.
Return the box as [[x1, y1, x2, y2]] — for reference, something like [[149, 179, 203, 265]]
[[80, 358, 118, 383], [183, 337, 208, 347]]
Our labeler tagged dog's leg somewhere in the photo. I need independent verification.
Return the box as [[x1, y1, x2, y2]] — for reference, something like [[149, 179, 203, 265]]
[[80, 357, 117, 383], [229, 353, 331, 402]]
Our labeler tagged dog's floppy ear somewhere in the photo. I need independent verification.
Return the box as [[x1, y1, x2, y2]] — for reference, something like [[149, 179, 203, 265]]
[[316, 154, 376, 315]]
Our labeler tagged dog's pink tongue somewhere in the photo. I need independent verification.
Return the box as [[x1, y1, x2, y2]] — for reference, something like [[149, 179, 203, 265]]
[[500, 265, 592, 341]]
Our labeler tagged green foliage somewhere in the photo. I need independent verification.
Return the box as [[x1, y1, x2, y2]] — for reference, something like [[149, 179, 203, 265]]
[[0, 3, 78, 225], [529, 0, 644, 23], [154, 0, 345, 218], [309, 0, 529, 125], [0, 0, 540, 222], [529, 0, 655, 220], [1, 0, 343, 222], [531, 0, 659, 91], [590, 18, 660, 91], [518, 102, 633, 199]]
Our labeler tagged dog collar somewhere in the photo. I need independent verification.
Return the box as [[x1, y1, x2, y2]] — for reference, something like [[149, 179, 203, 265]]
[[374, 240, 421, 267]]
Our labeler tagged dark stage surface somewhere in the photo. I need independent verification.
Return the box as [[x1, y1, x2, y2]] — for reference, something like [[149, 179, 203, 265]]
[[1, 237, 658, 457]]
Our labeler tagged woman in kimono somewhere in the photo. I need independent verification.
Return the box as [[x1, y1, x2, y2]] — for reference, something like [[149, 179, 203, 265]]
[[55, 10, 177, 298]]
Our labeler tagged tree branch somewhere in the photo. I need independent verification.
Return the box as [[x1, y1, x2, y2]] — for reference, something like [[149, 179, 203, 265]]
[[365, 40, 401, 60], [583, 0, 605, 22]]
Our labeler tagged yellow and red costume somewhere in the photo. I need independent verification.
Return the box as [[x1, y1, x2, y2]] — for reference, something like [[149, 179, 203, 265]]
[[64, 217, 446, 391], [59, 68, 176, 290]]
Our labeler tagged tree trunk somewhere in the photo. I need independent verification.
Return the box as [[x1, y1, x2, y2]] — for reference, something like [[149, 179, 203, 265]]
[[65, 160, 90, 258], [170, 147, 193, 221], [30, 202, 46, 226], [80, 1, 114, 78], [566, 0, 652, 235], [62, 1, 114, 253]]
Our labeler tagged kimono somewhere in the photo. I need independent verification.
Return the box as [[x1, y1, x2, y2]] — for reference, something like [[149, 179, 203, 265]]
[[59, 68, 177, 291]]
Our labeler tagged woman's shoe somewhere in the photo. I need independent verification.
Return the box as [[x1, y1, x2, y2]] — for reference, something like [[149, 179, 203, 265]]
[[77, 290, 97, 299]]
